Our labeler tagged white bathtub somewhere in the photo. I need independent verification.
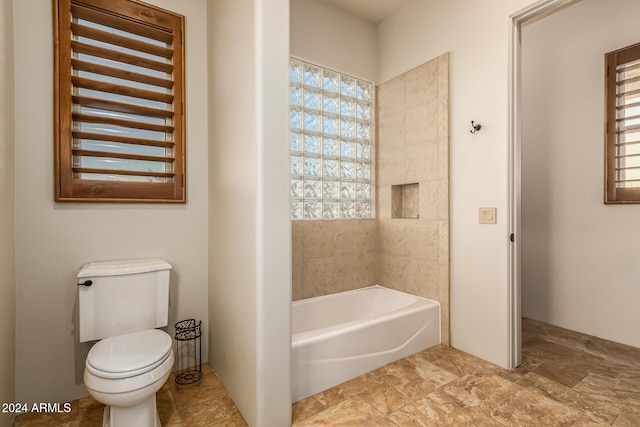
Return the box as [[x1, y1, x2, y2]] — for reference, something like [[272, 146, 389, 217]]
[[291, 285, 440, 402]]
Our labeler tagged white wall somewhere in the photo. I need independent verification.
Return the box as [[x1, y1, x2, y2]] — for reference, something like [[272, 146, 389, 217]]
[[290, 0, 376, 82], [208, 0, 291, 425], [522, 0, 640, 348], [0, 0, 16, 425], [13, 0, 209, 405], [377, 0, 535, 368]]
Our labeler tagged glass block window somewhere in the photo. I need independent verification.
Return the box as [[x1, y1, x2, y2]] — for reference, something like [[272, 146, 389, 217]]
[[290, 58, 372, 219]]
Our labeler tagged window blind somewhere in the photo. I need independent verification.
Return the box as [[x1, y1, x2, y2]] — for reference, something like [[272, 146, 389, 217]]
[[54, 0, 185, 202], [605, 43, 640, 203]]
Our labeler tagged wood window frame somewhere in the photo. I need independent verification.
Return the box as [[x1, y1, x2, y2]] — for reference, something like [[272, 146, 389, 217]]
[[605, 42, 640, 204], [53, 0, 186, 202]]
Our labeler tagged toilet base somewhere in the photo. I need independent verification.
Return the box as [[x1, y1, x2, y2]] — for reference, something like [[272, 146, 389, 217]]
[[102, 396, 160, 427]]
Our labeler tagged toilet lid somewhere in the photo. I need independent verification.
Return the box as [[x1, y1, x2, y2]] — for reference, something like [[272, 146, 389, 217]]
[[87, 329, 172, 379]]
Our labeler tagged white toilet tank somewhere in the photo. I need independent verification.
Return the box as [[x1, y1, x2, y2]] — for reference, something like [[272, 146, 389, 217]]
[[78, 258, 172, 343]]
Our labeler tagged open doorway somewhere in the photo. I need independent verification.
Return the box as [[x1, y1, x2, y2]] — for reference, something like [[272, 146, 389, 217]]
[[508, 0, 581, 369], [510, 0, 640, 366]]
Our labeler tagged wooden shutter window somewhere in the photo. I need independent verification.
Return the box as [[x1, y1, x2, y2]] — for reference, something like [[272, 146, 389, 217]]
[[605, 42, 640, 203], [54, 0, 185, 202]]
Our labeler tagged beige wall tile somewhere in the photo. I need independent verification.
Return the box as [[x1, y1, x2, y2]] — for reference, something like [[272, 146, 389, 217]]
[[419, 180, 439, 221], [403, 257, 421, 296], [292, 222, 304, 300], [363, 220, 379, 254], [438, 55, 449, 102], [441, 303, 450, 346], [438, 96, 449, 140], [376, 185, 392, 219], [439, 264, 449, 305], [378, 148, 406, 186], [335, 220, 363, 256], [406, 59, 438, 109], [423, 262, 440, 301], [405, 258, 438, 300], [302, 220, 334, 259], [437, 179, 449, 221], [405, 101, 438, 146], [438, 137, 449, 181], [294, 218, 379, 300], [335, 253, 364, 293], [379, 53, 449, 345], [292, 258, 303, 301], [379, 219, 406, 256], [363, 252, 378, 286], [438, 53, 450, 133], [377, 110, 405, 150], [438, 221, 449, 263], [438, 52, 449, 76], [292, 221, 303, 263], [302, 257, 335, 298], [377, 75, 405, 116], [406, 141, 438, 184], [405, 220, 439, 261], [379, 254, 407, 290]]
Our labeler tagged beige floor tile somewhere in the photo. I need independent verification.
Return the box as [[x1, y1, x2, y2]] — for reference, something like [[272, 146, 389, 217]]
[[613, 410, 640, 426], [488, 384, 603, 426], [400, 393, 504, 426], [180, 399, 231, 427], [524, 335, 605, 387], [292, 396, 326, 423], [380, 355, 458, 401], [171, 380, 228, 412], [358, 383, 406, 415], [586, 336, 640, 367], [522, 317, 545, 342], [13, 364, 245, 427], [14, 321, 640, 427], [573, 359, 640, 416], [312, 385, 350, 407], [334, 366, 389, 397], [429, 369, 513, 409], [218, 395, 247, 427], [71, 406, 104, 426], [292, 396, 395, 427]]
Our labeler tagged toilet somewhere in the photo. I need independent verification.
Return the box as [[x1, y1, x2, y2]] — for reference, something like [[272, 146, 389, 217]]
[[78, 258, 174, 427]]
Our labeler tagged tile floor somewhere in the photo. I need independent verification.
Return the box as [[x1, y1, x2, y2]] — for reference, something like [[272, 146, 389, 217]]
[[13, 318, 640, 426], [292, 319, 640, 426], [13, 367, 247, 427]]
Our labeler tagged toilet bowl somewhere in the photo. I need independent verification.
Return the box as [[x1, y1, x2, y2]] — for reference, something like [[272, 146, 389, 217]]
[[78, 258, 174, 427], [83, 329, 174, 427]]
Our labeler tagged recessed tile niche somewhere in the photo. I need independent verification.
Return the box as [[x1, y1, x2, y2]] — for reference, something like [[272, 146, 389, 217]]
[[392, 183, 419, 219]]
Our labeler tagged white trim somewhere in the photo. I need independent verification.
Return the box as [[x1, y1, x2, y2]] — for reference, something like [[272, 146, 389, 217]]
[[507, 0, 578, 369], [511, 0, 578, 23], [507, 10, 521, 370]]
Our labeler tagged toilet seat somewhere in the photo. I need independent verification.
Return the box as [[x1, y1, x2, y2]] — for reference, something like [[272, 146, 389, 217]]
[[86, 329, 172, 380]]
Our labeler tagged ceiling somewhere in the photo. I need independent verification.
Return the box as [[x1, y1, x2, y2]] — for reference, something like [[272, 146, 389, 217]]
[[319, 0, 412, 23]]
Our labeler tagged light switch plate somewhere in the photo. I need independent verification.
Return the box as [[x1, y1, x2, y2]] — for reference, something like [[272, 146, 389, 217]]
[[479, 207, 497, 224]]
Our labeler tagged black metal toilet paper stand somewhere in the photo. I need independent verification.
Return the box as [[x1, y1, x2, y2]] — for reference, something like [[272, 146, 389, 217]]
[[174, 319, 202, 388]]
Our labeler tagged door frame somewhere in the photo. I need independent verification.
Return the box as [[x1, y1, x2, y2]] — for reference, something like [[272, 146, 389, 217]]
[[507, 0, 579, 368]]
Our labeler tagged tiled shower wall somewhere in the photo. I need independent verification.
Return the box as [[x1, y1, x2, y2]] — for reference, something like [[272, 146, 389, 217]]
[[292, 53, 449, 344], [291, 219, 378, 300], [376, 54, 449, 345]]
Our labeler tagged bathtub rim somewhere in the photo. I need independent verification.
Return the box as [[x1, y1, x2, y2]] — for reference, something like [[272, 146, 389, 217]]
[[292, 285, 440, 349]]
